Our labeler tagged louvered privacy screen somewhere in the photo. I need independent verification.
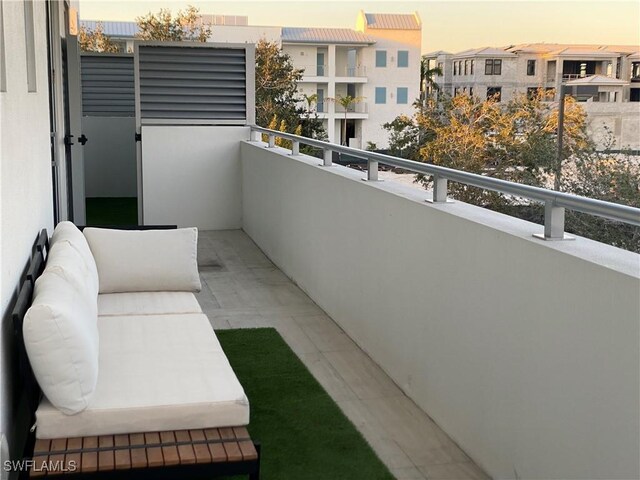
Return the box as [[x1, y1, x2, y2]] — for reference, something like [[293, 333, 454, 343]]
[[137, 45, 248, 123], [81, 55, 135, 117]]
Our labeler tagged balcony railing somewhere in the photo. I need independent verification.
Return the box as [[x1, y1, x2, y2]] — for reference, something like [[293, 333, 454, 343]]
[[334, 102, 368, 114], [251, 126, 640, 241], [299, 64, 328, 77], [341, 66, 367, 77]]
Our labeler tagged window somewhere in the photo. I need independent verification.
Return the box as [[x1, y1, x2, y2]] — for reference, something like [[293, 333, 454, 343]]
[[487, 86, 502, 101], [527, 87, 538, 99], [397, 50, 409, 68], [485, 59, 502, 75], [453, 62, 458, 76], [469, 87, 473, 97], [470, 60, 474, 75], [376, 50, 387, 68], [527, 59, 536, 76], [437, 62, 443, 75], [464, 60, 468, 75], [397, 87, 408, 104], [375, 87, 386, 104], [453, 87, 459, 96]]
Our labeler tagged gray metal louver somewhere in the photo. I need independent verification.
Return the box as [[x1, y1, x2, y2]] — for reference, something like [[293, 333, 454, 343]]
[[137, 45, 247, 122], [81, 55, 135, 117]]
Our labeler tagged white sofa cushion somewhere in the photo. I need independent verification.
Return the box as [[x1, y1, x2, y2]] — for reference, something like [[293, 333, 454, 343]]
[[35, 314, 249, 439], [50, 221, 99, 297], [44, 241, 98, 318], [24, 272, 99, 415], [98, 292, 202, 316], [83, 228, 201, 294]]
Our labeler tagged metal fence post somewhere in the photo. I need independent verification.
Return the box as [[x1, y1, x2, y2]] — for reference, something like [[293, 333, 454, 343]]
[[432, 175, 448, 202], [267, 134, 276, 148], [323, 148, 332, 166], [537, 200, 569, 240], [291, 140, 300, 156], [367, 158, 379, 181]]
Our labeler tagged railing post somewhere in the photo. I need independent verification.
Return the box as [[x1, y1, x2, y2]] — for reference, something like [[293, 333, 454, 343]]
[[323, 148, 332, 167], [367, 158, 379, 181], [267, 134, 275, 148], [432, 175, 448, 202], [250, 130, 261, 142], [535, 200, 571, 240], [291, 140, 300, 156]]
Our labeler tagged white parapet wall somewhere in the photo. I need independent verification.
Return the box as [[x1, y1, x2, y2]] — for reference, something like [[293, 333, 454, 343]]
[[141, 126, 249, 229], [240, 140, 640, 480]]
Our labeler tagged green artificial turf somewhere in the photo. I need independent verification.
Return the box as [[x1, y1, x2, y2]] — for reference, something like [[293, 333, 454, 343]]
[[216, 328, 394, 480], [85, 197, 138, 226]]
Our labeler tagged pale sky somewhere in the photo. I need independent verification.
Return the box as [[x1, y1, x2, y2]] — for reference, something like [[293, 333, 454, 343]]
[[79, 0, 640, 53]]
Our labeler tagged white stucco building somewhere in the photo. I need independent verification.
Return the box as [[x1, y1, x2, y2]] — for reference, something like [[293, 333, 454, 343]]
[[80, 11, 423, 149]]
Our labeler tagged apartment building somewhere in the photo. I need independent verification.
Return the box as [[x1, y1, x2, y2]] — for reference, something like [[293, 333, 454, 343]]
[[80, 12, 422, 149], [425, 43, 640, 149]]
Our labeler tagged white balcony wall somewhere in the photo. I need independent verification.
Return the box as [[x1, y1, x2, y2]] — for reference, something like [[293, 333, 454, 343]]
[[241, 141, 640, 480], [0, 0, 54, 462], [141, 126, 248, 229], [83, 117, 137, 198]]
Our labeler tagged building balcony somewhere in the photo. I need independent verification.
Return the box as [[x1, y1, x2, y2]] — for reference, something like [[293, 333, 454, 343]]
[[335, 101, 368, 117], [298, 64, 328, 81]]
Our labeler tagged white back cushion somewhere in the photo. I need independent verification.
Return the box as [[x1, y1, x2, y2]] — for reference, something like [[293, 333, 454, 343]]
[[24, 272, 99, 415], [51, 221, 99, 297], [83, 228, 201, 294]]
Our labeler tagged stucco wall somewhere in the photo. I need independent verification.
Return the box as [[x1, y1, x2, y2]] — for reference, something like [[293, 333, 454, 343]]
[[83, 117, 137, 198], [141, 126, 248, 229], [241, 140, 640, 480], [0, 0, 54, 465]]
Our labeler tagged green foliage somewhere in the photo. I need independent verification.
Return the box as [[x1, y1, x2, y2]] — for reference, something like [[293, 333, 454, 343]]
[[384, 90, 639, 252], [255, 39, 303, 129], [135, 5, 211, 42], [78, 22, 121, 53], [255, 40, 326, 148]]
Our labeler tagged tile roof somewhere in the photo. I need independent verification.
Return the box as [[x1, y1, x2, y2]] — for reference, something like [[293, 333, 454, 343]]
[[282, 27, 375, 44], [80, 20, 139, 38], [363, 13, 421, 30]]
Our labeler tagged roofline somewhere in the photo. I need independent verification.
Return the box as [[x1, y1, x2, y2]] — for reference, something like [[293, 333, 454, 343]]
[[282, 40, 375, 46]]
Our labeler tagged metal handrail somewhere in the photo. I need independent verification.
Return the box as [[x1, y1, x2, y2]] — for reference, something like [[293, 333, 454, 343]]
[[250, 126, 640, 240]]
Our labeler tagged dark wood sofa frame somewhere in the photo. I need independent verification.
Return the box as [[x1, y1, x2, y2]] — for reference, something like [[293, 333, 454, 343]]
[[11, 228, 261, 479]]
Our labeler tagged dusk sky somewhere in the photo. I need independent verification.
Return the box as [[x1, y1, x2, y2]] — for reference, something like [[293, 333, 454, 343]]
[[79, 0, 640, 53]]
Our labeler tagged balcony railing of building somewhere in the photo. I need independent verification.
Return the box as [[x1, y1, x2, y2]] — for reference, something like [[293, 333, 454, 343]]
[[251, 126, 640, 241], [334, 102, 368, 114], [299, 64, 328, 77], [341, 66, 367, 77]]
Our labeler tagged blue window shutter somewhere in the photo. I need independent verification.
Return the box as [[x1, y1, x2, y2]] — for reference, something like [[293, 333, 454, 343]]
[[397, 51, 409, 68], [375, 50, 387, 68], [375, 87, 386, 104], [397, 87, 408, 104]]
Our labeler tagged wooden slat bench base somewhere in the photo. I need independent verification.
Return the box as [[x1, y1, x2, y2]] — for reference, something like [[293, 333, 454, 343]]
[[28, 427, 260, 480]]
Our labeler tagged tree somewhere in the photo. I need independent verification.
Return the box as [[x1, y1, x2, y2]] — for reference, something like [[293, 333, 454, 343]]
[[420, 56, 442, 103], [135, 5, 211, 42], [78, 22, 120, 53], [255, 39, 303, 129], [334, 95, 364, 145]]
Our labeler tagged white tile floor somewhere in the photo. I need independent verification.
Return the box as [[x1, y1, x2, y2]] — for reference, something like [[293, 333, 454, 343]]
[[196, 230, 490, 480]]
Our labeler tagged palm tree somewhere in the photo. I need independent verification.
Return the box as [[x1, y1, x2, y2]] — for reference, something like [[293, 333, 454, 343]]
[[420, 56, 442, 103], [335, 95, 365, 146]]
